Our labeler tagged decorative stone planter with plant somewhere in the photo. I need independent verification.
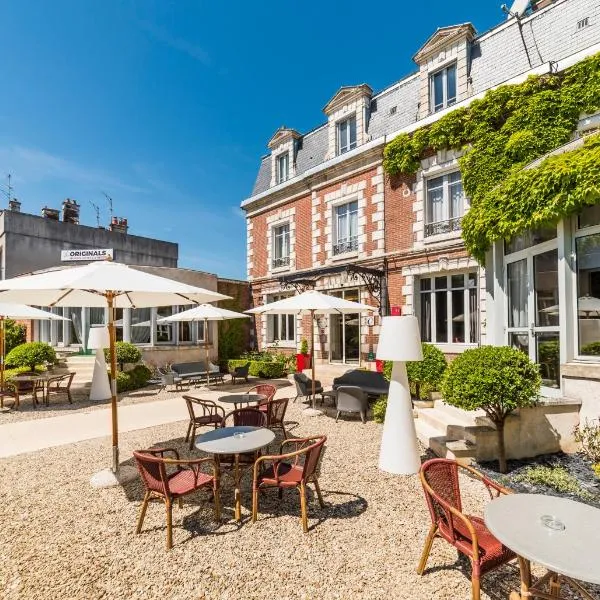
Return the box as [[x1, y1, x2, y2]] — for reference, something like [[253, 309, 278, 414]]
[[296, 338, 311, 372]]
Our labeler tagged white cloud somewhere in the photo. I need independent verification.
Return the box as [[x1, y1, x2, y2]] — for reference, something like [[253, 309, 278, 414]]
[[138, 21, 211, 66]]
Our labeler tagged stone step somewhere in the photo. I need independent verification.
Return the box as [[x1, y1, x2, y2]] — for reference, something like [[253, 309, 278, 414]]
[[415, 418, 476, 466], [417, 406, 475, 434], [433, 400, 483, 425]]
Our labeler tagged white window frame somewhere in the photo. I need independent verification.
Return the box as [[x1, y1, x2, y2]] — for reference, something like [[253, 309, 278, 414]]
[[333, 200, 359, 256], [336, 115, 357, 155], [430, 62, 457, 113], [276, 152, 289, 184], [266, 294, 296, 346], [417, 271, 479, 347], [271, 222, 291, 269], [424, 171, 465, 237]]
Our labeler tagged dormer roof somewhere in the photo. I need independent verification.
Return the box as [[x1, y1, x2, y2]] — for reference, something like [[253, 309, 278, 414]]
[[268, 127, 301, 150], [323, 84, 373, 115], [413, 23, 476, 63]]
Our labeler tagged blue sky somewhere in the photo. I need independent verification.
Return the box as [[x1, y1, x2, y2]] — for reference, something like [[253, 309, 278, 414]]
[[0, 1, 503, 279]]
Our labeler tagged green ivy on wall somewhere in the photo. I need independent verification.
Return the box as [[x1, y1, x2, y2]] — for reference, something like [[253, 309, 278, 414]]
[[382, 52, 600, 262]]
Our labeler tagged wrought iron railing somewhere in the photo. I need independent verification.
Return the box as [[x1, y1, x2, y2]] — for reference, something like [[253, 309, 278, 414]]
[[424, 216, 462, 237], [272, 256, 290, 269], [333, 237, 359, 255]]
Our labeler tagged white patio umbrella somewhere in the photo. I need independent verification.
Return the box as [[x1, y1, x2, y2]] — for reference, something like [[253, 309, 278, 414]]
[[246, 290, 375, 412], [0, 303, 69, 406], [542, 296, 600, 317], [158, 304, 249, 385], [0, 260, 230, 484]]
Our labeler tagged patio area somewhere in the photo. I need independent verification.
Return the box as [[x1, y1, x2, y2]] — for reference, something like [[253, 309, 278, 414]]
[[0, 382, 532, 600]]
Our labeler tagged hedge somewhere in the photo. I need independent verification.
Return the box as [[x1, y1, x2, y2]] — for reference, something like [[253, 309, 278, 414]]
[[227, 359, 286, 379], [112, 364, 152, 393]]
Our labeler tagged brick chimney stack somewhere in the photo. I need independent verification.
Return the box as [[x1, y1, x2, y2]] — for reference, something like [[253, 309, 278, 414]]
[[109, 216, 128, 234]]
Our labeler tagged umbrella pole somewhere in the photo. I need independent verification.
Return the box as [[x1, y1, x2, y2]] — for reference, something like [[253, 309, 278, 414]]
[[204, 318, 210, 387], [311, 309, 316, 410], [107, 294, 119, 473]]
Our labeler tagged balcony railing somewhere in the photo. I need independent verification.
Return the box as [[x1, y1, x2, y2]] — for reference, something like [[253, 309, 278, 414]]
[[424, 216, 462, 238], [271, 256, 290, 269], [333, 237, 359, 256]]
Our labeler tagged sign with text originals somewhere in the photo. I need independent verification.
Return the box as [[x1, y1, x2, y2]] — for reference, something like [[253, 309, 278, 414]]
[[60, 248, 114, 262]]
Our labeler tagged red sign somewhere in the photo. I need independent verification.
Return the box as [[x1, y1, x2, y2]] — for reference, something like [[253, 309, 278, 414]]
[[390, 306, 402, 316]]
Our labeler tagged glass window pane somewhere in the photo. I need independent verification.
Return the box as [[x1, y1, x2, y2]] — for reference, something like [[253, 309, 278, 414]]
[[280, 314, 287, 339], [451, 275, 464, 289], [505, 227, 556, 254], [509, 331, 529, 355], [432, 71, 444, 111], [469, 287, 478, 343], [435, 291, 448, 342], [131, 308, 151, 344], [578, 205, 600, 229], [426, 176, 445, 224], [536, 332, 560, 388], [576, 232, 600, 355], [156, 307, 173, 343], [468, 272, 477, 288], [287, 314, 295, 341], [534, 249, 559, 327], [349, 117, 357, 149], [435, 276, 447, 290], [420, 278, 431, 291], [451, 289, 465, 343], [507, 259, 528, 329], [338, 120, 348, 153], [449, 174, 463, 219], [420, 292, 432, 342], [446, 64, 457, 105]]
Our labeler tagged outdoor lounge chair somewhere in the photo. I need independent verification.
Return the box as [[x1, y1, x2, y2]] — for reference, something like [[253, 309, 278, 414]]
[[292, 373, 323, 403], [45, 372, 75, 405], [230, 362, 250, 384], [417, 458, 516, 600], [335, 386, 369, 423], [183, 395, 225, 449], [133, 448, 221, 550], [252, 435, 327, 532]]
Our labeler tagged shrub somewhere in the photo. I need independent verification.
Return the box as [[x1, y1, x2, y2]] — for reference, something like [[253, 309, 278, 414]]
[[112, 364, 152, 393], [4, 320, 26, 354], [581, 341, 600, 356], [299, 339, 309, 354], [227, 358, 286, 379], [573, 418, 600, 464], [373, 396, 388, 424], [441, 345, 541, 473], [383, 343, 447, 399], [104, 341, 142, 371], [6, 342, 56, 372], [514, 465, 592, 500]]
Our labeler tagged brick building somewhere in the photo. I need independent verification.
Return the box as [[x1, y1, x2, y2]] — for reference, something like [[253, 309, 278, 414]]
[[242, 0, 600, 367]]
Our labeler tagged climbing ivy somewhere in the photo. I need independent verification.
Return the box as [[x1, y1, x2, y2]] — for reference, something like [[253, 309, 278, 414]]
[[382, 52, 600, 262]]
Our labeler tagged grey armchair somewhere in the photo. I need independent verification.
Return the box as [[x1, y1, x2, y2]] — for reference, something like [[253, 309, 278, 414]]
[[230, 362, 250, 384], [335, 386, 369, 423], [292, 372, 323, 403]]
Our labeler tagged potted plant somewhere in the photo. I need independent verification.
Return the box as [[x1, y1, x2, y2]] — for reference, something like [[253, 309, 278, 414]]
[[296, 338, 311, 372]]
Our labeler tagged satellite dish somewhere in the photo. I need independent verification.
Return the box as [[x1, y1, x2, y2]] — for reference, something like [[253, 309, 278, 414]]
[[509, 0, 530, 17]]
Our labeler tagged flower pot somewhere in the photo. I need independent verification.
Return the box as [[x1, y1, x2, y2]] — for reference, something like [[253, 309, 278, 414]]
[[296, 353, 311, 371]]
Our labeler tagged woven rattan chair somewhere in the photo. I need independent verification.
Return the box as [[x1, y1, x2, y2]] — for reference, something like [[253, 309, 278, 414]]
[[45, 372, 75, 405], [260, 397, 289, 438], [247, 384, 277, 405], [292, 373, 324, 403], [252, 435, 326, 532], [183, 395, 225, 449], [133, 448, 221, 550], [417, 458, 515, 600]]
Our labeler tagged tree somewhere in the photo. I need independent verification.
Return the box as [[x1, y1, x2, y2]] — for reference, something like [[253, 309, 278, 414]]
[[4, 320, 26, 354], [441, 346, 541, 473], [6, 342, 57, 372]]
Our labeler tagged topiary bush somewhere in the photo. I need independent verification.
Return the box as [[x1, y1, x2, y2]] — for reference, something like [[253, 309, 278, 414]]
[[227, 358, 285, 379], [4, 320, 26, 354], [104, 341, 142, 371], [383, 343, 447, 399], [6, 342, 56, 372], [441, 345, 541, 473], [113, 364, 152, 393]]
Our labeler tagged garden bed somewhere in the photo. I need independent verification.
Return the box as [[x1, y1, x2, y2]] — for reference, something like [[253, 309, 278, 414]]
[[477, 452, 600, 509]]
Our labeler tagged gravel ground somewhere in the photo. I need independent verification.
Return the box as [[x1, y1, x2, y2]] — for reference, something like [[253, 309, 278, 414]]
[[0, 395, 595, 600]]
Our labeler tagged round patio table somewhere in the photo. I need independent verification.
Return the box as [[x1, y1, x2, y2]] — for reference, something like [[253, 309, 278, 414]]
[[10, 373, 45, 408], [218, 393, 266, 410], [195, 426, 275, 522], [484, 493, 600, 599]]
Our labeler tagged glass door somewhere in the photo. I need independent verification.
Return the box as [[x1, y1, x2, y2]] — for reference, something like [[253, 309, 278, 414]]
[[329, 289, 360, 364], [506, 248, 560, 392]]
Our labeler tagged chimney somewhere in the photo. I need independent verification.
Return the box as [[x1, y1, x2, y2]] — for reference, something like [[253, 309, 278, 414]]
[[8, 199, 21, 212], [62, 198, 80, 224], [42, 206, 60, 220], [109, 216, 128, 234]]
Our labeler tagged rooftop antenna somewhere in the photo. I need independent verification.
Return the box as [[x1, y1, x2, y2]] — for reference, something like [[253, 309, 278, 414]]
[[89, 200, 101, 227], [102, 191, 113, 221], [7, 174, 12, 202]]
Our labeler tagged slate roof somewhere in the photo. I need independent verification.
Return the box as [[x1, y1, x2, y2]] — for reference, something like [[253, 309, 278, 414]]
[[248, 0, 600, 200]]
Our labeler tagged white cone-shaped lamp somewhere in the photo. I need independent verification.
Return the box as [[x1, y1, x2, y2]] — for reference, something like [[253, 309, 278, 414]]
[[88, 326, 111, 402], [376, 315, 423, 475]]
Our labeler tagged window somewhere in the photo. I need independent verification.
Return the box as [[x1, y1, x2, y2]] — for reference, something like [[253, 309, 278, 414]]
[[430, 63, 457, 113], [276, 152, 289, 184], [272, 223, 290, 269], [418, 272, 478, 344], [425, 171, 465, 236], [156, 306, 173, 343], [198, 320, 206, 342], [266, 295, 295, 344], [336, 115, 357, 155], [177, 306, 193, 343], [333, 201, 358, 255]]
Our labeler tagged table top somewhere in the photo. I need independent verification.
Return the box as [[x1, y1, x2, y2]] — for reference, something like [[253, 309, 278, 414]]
[[484, 493, 600, 584], [10, 371, 73, 382], [218, 393, 266, 405], [195, 426, 275, 455]]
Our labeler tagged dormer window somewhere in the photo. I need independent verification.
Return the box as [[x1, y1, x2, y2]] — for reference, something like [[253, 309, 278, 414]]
[[276, 152, 289, 184], [337, 116, 357, 155], [430, 63, 457, 113]]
